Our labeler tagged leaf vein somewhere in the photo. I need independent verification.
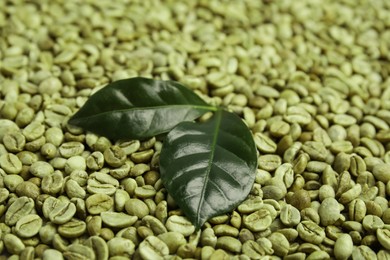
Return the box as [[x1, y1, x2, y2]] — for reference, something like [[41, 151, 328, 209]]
[[196, 109, 223, 225]]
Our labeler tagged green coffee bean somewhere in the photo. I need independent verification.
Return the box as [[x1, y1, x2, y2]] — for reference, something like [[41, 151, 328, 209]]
[[101, 212, 138, 228], [334, 234, 353, 260], [20, 246, 35, 260], [254, 132, 277, 153], [39, 222, 57, 245], [297, 220, 325, 244], [42, 249, 64, 260], [131, 149, 154, 163], [142, 215, 168, 235], [0, 119, 20, 140], [125, 198, 149, 219], [41, 170, 64, 195], [243, 209, 273, 232], [4, 174, 24, 192], [0, 188, 9, 204], [258, 154, 282, 171], [43, 197, 76, 224], [216, 236, 242, 254], [3, 233, 25, 255], [284, 106, 312, 125], [135, 185, 156, 199], [130, 163, 150, 177], [5, 196, 34, 225], [166, 215, 195, 237], [104, 145, 126, 167], [85, 236, 109, 260], [107, 237, 135, 257], [86, 193, 113, 214], [348, 199, 367, 222], [302, 141, 328, 161], [242, 240, 265, 258], [306, 250, 330, 260], [110, 161, 131, 179], [29, 161, 54, 178], [267, 232, 289, 257], [63, 244, 95, 259], [237, 197, 263, 214], [40, 142, 57, 159], [15, 214, 42, 238], [59, 141, 84, 158], [157, 232, 186, 254], [0, 153, 22, 174], [64, 155, 86, 174], [22, 121, 45, 141], [362, 214, 384, 232], [57, 218, 86, 238], [351, 245, 377, 260], [139, 235, 169, 259], [3, 131, 26, 152], [65, 179, 86, 199], [118, 140, 140, 155], [280, 204, 301, 227], [319, 198, 340, 226]]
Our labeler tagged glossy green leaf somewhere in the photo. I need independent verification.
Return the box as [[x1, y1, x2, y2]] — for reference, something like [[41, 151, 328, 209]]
[[160, 109, 257, 229], [68, 77, 215, 140]]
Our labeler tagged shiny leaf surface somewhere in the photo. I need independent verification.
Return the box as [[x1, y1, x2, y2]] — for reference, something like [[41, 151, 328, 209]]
[[160, 109, 257, 229], [68, 77, 215, 140]]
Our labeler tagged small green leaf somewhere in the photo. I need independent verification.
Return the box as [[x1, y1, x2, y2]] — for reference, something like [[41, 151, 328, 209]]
[[160, 109, 257, 229], [68, 77, 215, 140]]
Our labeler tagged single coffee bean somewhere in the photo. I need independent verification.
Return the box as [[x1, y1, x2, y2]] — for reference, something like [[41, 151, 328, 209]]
[[216, 236, 242, 254], [377, 228, 390, 250], [5, 196, 35, 226], [107, 237, 135, 257], [142, 215, 168, 235], [280, 204, 301, 227], [101, 212, 138, 228], [104, 145, 126, 167], [242, 240, 265, 258], [351, 245, 377, 259], [0, 153, 22, 174], [43, 197, 76, 224], [166, 215, 195, 237], [243, 208, 273, 232], [57, 218, 86, 238], [334, 234, 353, 260], [86, 193, 113, 214], [4, 233, 25, 255], [267, 232, 289, 257], [63, 244, 95, 259], [362, 214, 384, 232], [237, 197, 263, 214], [157, 232, 186, 254], [319, 198, 340, 226], [85, 236, 109, 260], [39, 222, 57, 245], [29, 161, 54, 178], [125, 198, 150, 219], [297, 220, 325, 245], [42, 249, 64, 260], [3, 131, 26, 152], [41, 170, 64, 195], [15, 214, 43, 238]]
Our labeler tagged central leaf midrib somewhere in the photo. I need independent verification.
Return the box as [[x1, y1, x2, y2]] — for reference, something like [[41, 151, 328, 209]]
[[196, 109, 222, 225], [74, 104, 216, 120]]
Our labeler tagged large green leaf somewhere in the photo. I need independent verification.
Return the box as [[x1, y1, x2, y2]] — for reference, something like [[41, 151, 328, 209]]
[[160, 109, 257, 229], [68, 77, 215, 140]]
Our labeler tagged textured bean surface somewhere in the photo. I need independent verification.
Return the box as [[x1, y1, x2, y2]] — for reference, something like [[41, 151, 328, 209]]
[[0, 0, 389, 258]]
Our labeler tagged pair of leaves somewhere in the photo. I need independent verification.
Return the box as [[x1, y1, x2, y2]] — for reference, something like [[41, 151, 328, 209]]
[[69, 77, 257, 229]]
